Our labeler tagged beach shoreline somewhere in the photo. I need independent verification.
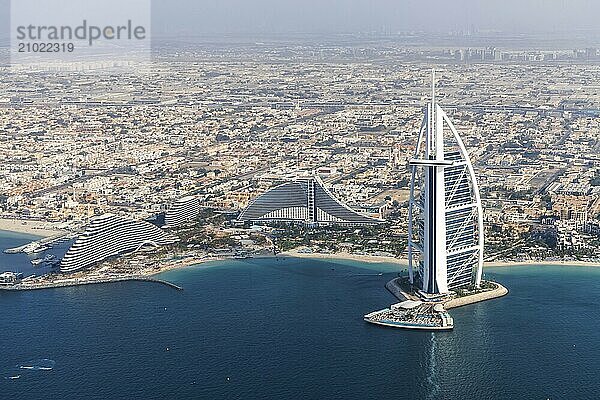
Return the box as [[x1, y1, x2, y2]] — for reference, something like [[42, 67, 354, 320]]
[[4, 240, 600, 291], [278, 249, 407, 266], [277, 248, 600, 268], [147, 256, 226, 277], [0, 218, 66, 238], [484, 260, 600, 267]]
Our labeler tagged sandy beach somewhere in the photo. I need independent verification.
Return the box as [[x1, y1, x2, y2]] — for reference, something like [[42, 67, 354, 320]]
[[0, 218, 67, 238], [484, 259, 600, 268], [147, 256, 226, 276], [279, 249, 408, 266], [278, 248, 600, 268]]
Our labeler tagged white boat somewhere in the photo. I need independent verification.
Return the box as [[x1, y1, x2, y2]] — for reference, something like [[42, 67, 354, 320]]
[[23, 244, 49, 254], [31, 254, 58, 266], [23, 244, 41, 254]]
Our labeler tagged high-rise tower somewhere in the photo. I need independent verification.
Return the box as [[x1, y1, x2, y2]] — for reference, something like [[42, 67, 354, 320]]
[[407, 71, 484, 294]]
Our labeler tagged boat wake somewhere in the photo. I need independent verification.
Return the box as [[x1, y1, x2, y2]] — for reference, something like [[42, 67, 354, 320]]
[[17, 359, 56, 371]]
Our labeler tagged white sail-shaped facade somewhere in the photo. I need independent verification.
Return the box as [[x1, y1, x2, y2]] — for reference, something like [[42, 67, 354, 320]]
[[407, 78, 484, 294]]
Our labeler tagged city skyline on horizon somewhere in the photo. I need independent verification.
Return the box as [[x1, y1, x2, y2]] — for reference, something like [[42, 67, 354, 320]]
[[3, 1, 600, 43]]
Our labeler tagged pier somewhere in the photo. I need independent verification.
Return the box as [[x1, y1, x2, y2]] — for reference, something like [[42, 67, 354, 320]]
[[0, 275, 183, 291], [135, 277, 184, 291]]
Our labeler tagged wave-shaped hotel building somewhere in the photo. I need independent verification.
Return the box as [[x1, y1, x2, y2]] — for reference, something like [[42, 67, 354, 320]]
[[238, 176, 384, 226], [164, 196, 201, 228], [60, 214, 179, 273], [407, 73, 484, 294]]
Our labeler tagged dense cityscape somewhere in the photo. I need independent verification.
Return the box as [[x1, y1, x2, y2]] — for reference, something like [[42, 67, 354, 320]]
[[2, 37, 600, 268]]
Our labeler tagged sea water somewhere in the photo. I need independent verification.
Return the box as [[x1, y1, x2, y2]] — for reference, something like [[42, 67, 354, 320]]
[[1, 232, 599, 399]]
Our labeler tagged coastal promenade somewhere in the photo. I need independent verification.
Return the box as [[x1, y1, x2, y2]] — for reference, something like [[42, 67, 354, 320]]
[[385, 277, 508, 308], [444, 282, 508, 309], [0, 276, 183, 291]]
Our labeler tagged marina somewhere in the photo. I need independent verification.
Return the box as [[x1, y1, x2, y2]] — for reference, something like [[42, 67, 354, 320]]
[[3, 232, 75, 255], [30, 254, 58, 267]]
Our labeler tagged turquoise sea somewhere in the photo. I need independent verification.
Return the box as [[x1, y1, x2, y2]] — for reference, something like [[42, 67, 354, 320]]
[[1, 231, 600, 399]]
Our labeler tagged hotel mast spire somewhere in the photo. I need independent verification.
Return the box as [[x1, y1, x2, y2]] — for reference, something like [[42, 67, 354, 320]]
[[431, 68, 435, 123]]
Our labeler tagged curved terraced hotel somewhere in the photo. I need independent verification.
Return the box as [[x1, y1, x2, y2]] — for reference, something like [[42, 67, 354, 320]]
[[407, 73, 484, 294], [60, 214, 179, 273], [164, 196, 201, 228], [238, 176, 384, 226]]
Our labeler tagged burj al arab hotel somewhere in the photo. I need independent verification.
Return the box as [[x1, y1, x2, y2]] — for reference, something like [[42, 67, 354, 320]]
[[407, 71, 484, 295]]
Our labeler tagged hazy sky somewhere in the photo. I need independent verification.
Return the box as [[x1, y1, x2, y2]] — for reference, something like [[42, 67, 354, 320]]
[[151, 0, 600, 36], [1, 0, 599, 40]]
